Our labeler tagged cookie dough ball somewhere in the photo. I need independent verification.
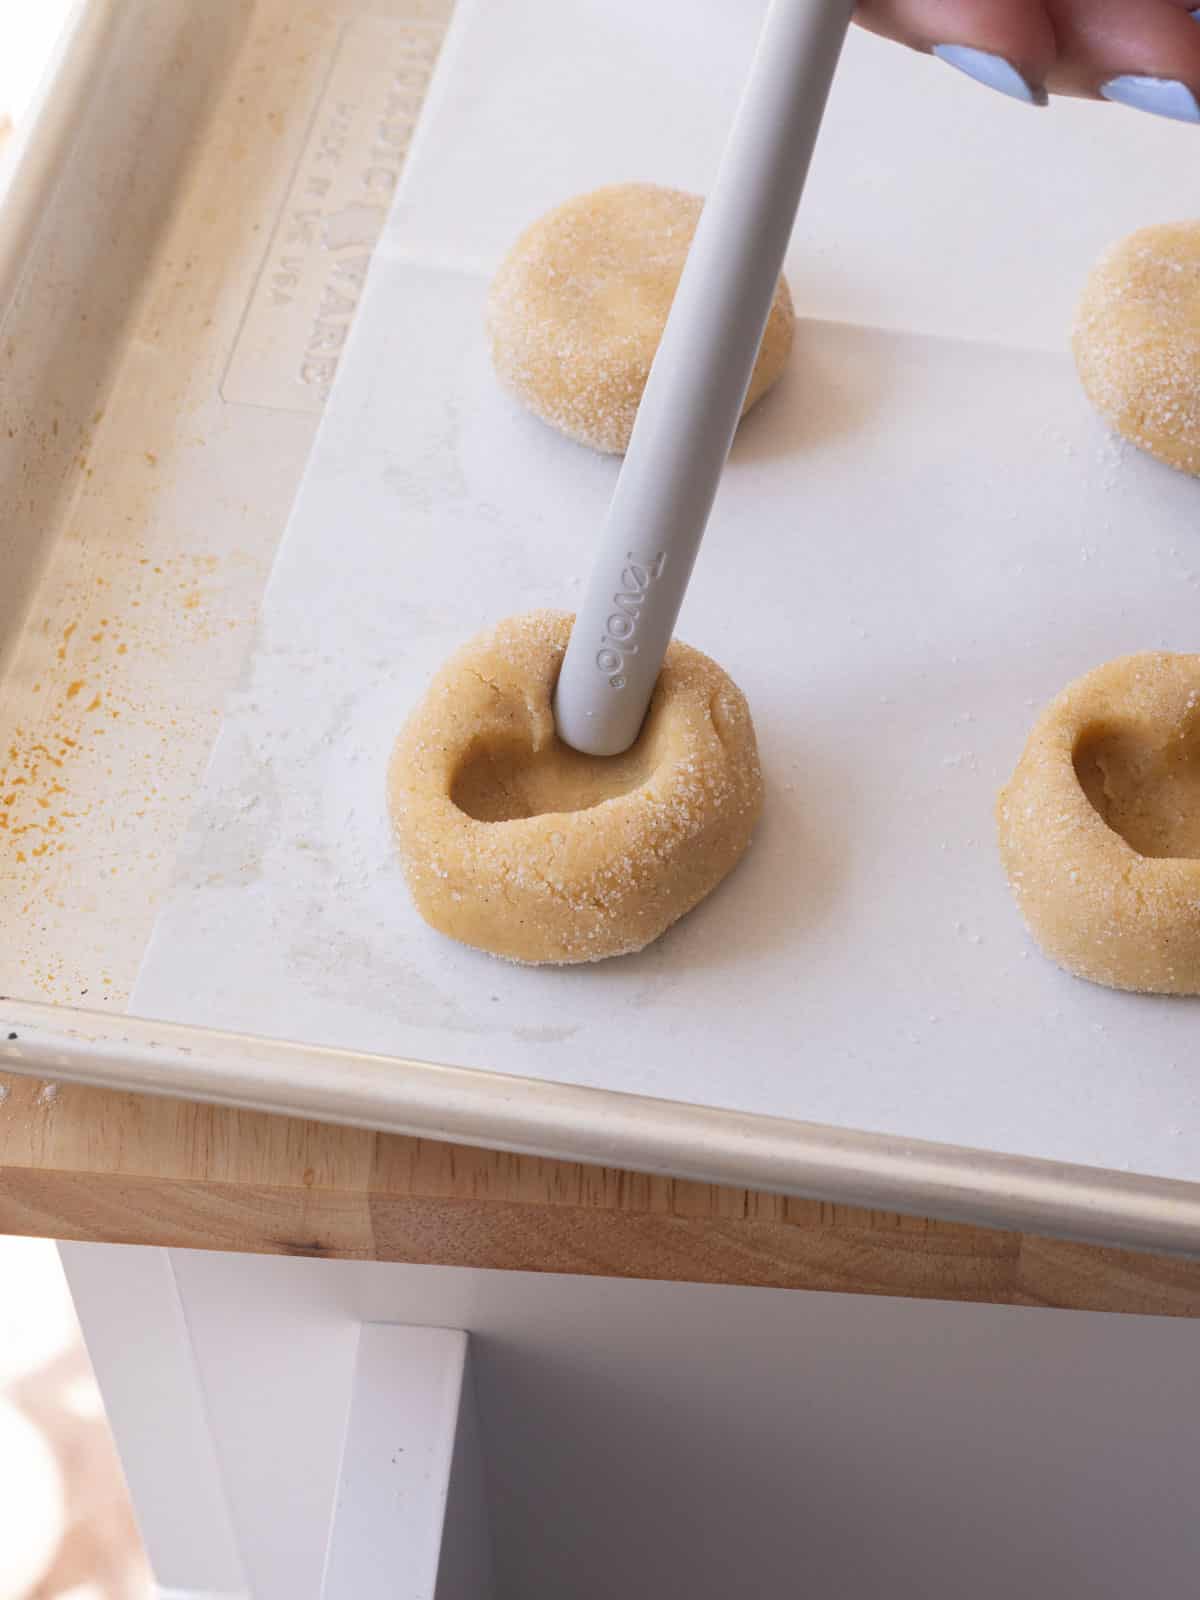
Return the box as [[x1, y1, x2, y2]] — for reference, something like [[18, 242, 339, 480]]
[[389, 611, 763, 964], [997, 653, 1200, 994], [1073, 222, 1200, 476], [487, 183, 795, 454]]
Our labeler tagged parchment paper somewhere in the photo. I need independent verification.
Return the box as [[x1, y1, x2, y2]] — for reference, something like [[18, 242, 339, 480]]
[[133, 0, 1200, 1183]]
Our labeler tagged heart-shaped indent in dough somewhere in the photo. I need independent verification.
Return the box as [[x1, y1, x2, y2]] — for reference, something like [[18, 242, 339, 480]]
[[1074, 715, 1200, 859]]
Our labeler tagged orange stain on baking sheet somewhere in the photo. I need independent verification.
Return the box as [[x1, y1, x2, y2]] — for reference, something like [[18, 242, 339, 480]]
[[0, 707, 88, 869], [0, 551, 225, 895]]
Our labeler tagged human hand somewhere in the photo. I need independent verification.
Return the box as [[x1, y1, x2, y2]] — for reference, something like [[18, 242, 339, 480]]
[[856, 0, 1200, 120]]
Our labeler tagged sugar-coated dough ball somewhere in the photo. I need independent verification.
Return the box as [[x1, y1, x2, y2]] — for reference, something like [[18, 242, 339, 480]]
[[389, 611, 763, 964], [997, 653, 1200, 995], [486, 183, 795, 454], [1074, 223, 1200, 476]]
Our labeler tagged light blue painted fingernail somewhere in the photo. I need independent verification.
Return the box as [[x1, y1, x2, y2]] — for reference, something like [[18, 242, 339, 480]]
[[1100, 75, 1200, 122], [933, 44, 1047, 105]]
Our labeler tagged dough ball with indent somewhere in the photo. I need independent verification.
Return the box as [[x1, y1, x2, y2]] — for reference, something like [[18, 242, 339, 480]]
[[389, 611, 764, 964], [997, 652, 1200, 994]]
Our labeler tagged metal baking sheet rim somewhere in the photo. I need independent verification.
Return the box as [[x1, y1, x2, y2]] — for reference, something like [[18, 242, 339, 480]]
[[3, 996, 1199, 1257]]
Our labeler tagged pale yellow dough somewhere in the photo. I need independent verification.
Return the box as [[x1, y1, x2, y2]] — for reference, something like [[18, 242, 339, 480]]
[[486, 183, 795, 455], [1073, 222, 1200, 476], [389, 611, 763, 965], [997, 653, 1200, 995]]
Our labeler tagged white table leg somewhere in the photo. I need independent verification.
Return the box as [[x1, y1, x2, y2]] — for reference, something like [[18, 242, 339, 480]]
[[58, 1243, 248, 1600], [59, 1244, 493, 1600], [323, 1326, 494, 1600]]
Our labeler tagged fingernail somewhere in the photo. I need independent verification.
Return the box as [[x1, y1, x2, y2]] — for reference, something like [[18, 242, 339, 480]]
[[932, 45, 1048, 106], [1100, 76, 1200, 122]]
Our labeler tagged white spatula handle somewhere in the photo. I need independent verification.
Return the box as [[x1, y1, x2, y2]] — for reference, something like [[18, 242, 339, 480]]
[[553, 0, 852, 757]]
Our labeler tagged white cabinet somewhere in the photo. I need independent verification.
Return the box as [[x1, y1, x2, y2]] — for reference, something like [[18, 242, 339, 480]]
[[62, 1244, 1200, 1600]]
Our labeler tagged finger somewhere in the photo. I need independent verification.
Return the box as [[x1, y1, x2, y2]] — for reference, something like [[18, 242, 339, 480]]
[[855, 0, 1056, 104], [1047, 0, 1200, 119]]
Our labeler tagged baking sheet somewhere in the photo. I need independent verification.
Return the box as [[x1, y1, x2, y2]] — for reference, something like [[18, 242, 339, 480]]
[[133, 0, 1200, 1184]]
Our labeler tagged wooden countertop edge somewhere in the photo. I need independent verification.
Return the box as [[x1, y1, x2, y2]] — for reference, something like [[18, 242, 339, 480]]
[[2, 1076, 1197, 1316], [2, 1156, 1199, 1318]]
